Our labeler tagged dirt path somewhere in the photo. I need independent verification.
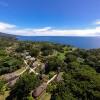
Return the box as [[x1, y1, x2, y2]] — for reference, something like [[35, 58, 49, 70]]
[[23, 60, 39, 75], [47, 74, 57, 85]]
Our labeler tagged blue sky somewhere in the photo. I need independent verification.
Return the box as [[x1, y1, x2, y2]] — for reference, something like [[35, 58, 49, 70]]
[[0, 0, 100, 36]]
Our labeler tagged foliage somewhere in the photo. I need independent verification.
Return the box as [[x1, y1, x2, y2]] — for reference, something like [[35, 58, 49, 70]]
[[50, 64, 100, 100], [45, 56, 64, 73], [26, 96, 34, 100], [0, 79, 6, 95], [6, 73, 40, 100], [0, 56, 23, 75], [29, 48, 40, 57], [0, 36, 100, 100]]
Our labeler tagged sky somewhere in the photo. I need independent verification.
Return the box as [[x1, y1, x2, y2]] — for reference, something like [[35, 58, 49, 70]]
[[0, 0, 100, 36]]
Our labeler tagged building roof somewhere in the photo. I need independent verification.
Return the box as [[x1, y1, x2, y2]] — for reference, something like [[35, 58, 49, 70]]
[[25, 56, 31, 59], [41, 64, 45, 70], [25, 52, 29, 56], [2, 73, 19, 87], [7, 77, 19, 87], [30, 57, 35, 61], [32, 61, 40, 67], [32, 83, 47, 98], [2, 72, 18, 81]]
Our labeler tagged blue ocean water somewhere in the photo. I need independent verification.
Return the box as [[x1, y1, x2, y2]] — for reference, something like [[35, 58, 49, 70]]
[[17, 36, 100, 49]]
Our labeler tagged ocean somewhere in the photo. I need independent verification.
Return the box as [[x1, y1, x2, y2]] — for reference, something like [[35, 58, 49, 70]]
[[17, 36, 100, 49]]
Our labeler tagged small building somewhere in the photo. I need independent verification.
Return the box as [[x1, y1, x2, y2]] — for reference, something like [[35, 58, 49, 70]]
[[41, 64, 45, 70], [32, 61, 40, 68], [32, 83, 47, 98], [25, 56, 31, 60], [2, 73, 19, 87], [25, 51, 30, 56], [30, 57, 35, 61], [7, 76, 19, 87]]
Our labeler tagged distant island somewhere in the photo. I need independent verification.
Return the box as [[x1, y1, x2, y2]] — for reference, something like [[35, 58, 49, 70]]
[[0, 33, 100, 100]]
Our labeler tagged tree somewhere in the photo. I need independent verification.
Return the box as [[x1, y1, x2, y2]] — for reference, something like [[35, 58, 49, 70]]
[[6, 73, 40, 100], [45, 56, 64, 73], [50, 64, 100, 100], [64, 54, 77, 63], [29, 48, 40, 57], [0, 57, 23, 75], [42, 50, 53, 56]]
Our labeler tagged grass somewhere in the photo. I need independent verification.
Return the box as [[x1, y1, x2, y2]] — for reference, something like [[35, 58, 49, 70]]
[[0, 91, 9, 100], [53, 50, 65, 60], [43, 93, 51, 100], [16, 67, 26, 74], [38, 92, 51, 100]]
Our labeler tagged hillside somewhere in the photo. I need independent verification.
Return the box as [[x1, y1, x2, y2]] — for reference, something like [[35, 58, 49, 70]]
[[0, 32, 16, 39], [0, 36, 100, 100]]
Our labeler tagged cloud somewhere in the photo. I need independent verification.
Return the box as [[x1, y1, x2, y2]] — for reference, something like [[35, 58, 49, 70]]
[[0, 22, 100, 36], [0, 1, 8, 7], [94, 20, 100, 25], [0, 22, 16, 30]]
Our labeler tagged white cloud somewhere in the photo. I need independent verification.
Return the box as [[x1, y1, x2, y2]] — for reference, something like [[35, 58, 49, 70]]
[[94, 20, 100, 25], [0, 22, 16, 30], [0, 22, 100, 36]]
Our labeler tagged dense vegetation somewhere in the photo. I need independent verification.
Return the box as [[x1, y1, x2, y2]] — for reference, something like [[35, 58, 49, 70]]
[[6, 73, 40, 100], [47, 49, 100, 100], [0, 35, 100, 100], [0, 37, 23, 75]]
